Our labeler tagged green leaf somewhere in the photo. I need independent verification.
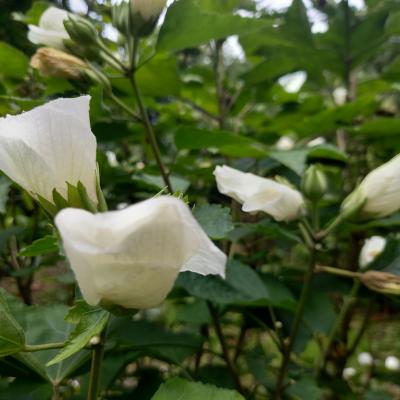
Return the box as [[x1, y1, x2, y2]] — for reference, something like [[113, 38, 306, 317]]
[[19, 235, 59, 258], [351, 118, 400, 138], [175, 260, 295, 309], [174, 127, 268, 158], [0, 289, 25, 357], [193, 203, 234, 239], [136, 54, 181, 96], [108, 319, 203, 364], [0, 42, 29, 79], [133, 173, 190, 193], [307, 144, 348, 164], [270, 149, 308, 175], [47, 303, 109, 366], [158, 0, 268, 51], [151, 377, 245, 400], [287, 377, 324, 400], [0, 379, 52, 400]]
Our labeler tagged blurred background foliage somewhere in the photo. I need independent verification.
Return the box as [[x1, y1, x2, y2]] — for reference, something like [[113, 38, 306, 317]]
[[1, 0, 400, 399]]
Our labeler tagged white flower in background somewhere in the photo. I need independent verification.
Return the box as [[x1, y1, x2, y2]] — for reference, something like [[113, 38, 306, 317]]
[[342, 367, 356, 380], [307, 137, 326, 147], [357, 352, 374, 366], [358, 154, 400, 218], [359, 236, 386, 269], [131, 0, 167, 20], [28, 7, 70, 49], [0, 96, 97, 204], [333, 87, 348, 105], [385, 356, 400, 371], [213, 165, 304, 222], [276, 136, 295, 151], [55, 196, 226, 309]]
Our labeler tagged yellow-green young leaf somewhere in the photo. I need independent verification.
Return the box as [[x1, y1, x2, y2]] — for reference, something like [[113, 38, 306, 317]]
[[47, 303, 109, 366], [0, 289, 25, 357], [151, 377, 245, 400]]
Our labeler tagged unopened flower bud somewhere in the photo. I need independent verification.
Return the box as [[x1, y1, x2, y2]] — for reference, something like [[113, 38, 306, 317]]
[[89, 335, 100, 346], [360, 271, 400, 295], [64, 16, 100, 47], [130, 0, 167, 37], [132, 0, 167, 21], [30, 47, 87, 80], [83, 68, 112, 93], [302, 165, 327, 202]]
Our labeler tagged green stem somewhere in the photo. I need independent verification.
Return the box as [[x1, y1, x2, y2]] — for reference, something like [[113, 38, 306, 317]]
[[316, 214, 345, 241], [316, 279, 361, 377], [274, 247, 316, 400], [87, 326, 108, 400], [129, 38, 173, 193], [207, 302, 244, 395], [315, 265, 361, 279], [107, 93, 142, 122], [24, 342, 65, 352]]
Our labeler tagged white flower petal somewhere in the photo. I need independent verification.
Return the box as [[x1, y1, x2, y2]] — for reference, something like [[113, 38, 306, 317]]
[[359, 236, 386, 269], [133, 0, 167, 20], [39, 7, 70, 32], [360, 154, 400, 217], [214, 165, 304, 222], [55, 196, 226, 309], [0, 96, 97, 202], [28, 7, 70, 48], [28, 26, 69, 49]]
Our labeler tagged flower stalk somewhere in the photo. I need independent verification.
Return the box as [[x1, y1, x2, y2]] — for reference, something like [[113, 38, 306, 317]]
[[87, 325, 108, 400], [274, 244, 316, 399], [129, 38, 173, 193]]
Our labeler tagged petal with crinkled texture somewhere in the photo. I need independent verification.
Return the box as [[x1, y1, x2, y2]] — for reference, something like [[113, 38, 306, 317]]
[[0, 96, 97, 202], [55, 196, 226, 309], [28, 7, 69, 48], [214, 165, 304, 222]]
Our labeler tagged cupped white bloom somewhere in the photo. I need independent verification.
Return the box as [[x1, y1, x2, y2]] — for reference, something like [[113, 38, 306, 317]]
[[28, 7, 70, 49], [358, 154, 400, 218], [357, 352, 374, 366], [276, 136, 295, 151], [0, 96, 97, 203], [131, 0, 167, 20], [55, 196, 226, 309], [385, 356, 400, 371], [213, 165, 304, 222], [359, 236, 386, 269]]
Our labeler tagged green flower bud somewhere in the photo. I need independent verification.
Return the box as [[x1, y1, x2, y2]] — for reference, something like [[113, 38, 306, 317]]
[[112, 2, 131, 36], [302, 165, 328, 202], [64, 16, 100, 47], [83, 68, 112, 93]]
